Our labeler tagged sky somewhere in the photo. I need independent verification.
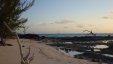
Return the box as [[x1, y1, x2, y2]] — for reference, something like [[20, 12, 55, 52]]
[[22, 0, 113, 34]]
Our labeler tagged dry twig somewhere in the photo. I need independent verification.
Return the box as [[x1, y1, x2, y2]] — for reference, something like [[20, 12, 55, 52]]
[[3, 22, 34, 64]]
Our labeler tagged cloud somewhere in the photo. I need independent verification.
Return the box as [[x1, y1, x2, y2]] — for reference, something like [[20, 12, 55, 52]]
[[88, 24, 95, 27], [102, 11, 113, 19], [36, 19, 76, 26], [37, 22, 49, 26], [101, 16, 113, 19], [54, 19, 75, 24], [102, 17, 109, 19], [63, 26, 69, 29], [76, 24, 84, 28]]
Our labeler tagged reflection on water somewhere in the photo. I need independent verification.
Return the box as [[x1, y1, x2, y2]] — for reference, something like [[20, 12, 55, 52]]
[[56, 40, 113, 63], [102, 40, 113, 43], [94, 45, 108, 49], [58, 44, 113, 63], [59, 48, 82, 57], [68, 51, 83, 57], [58, 44, 110, 58], [103, 54, 113, 57], [86, 49, 100, 52]]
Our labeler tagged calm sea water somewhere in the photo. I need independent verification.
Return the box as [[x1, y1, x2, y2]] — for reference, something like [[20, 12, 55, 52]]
[[38, 33, 113, 37]]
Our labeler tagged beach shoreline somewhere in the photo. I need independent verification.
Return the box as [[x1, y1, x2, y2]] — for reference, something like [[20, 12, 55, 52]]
[[0, 39, 100, 64]]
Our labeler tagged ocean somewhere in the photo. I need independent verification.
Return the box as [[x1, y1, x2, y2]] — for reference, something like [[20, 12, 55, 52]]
[[38, 33, 113, 37]]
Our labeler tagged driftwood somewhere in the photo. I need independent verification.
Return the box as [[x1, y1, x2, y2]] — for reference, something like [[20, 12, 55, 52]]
[[3, 21, 34, 64]]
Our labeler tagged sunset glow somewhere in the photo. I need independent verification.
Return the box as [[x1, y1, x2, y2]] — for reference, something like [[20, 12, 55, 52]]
[[23, 0, 113, 34]]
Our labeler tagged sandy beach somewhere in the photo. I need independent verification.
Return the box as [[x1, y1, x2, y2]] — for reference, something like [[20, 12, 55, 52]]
[[0, 39, 100, 64]]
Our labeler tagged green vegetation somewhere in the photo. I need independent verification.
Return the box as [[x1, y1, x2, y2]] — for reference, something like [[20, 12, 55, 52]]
[[0, 0, 35, 46]]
